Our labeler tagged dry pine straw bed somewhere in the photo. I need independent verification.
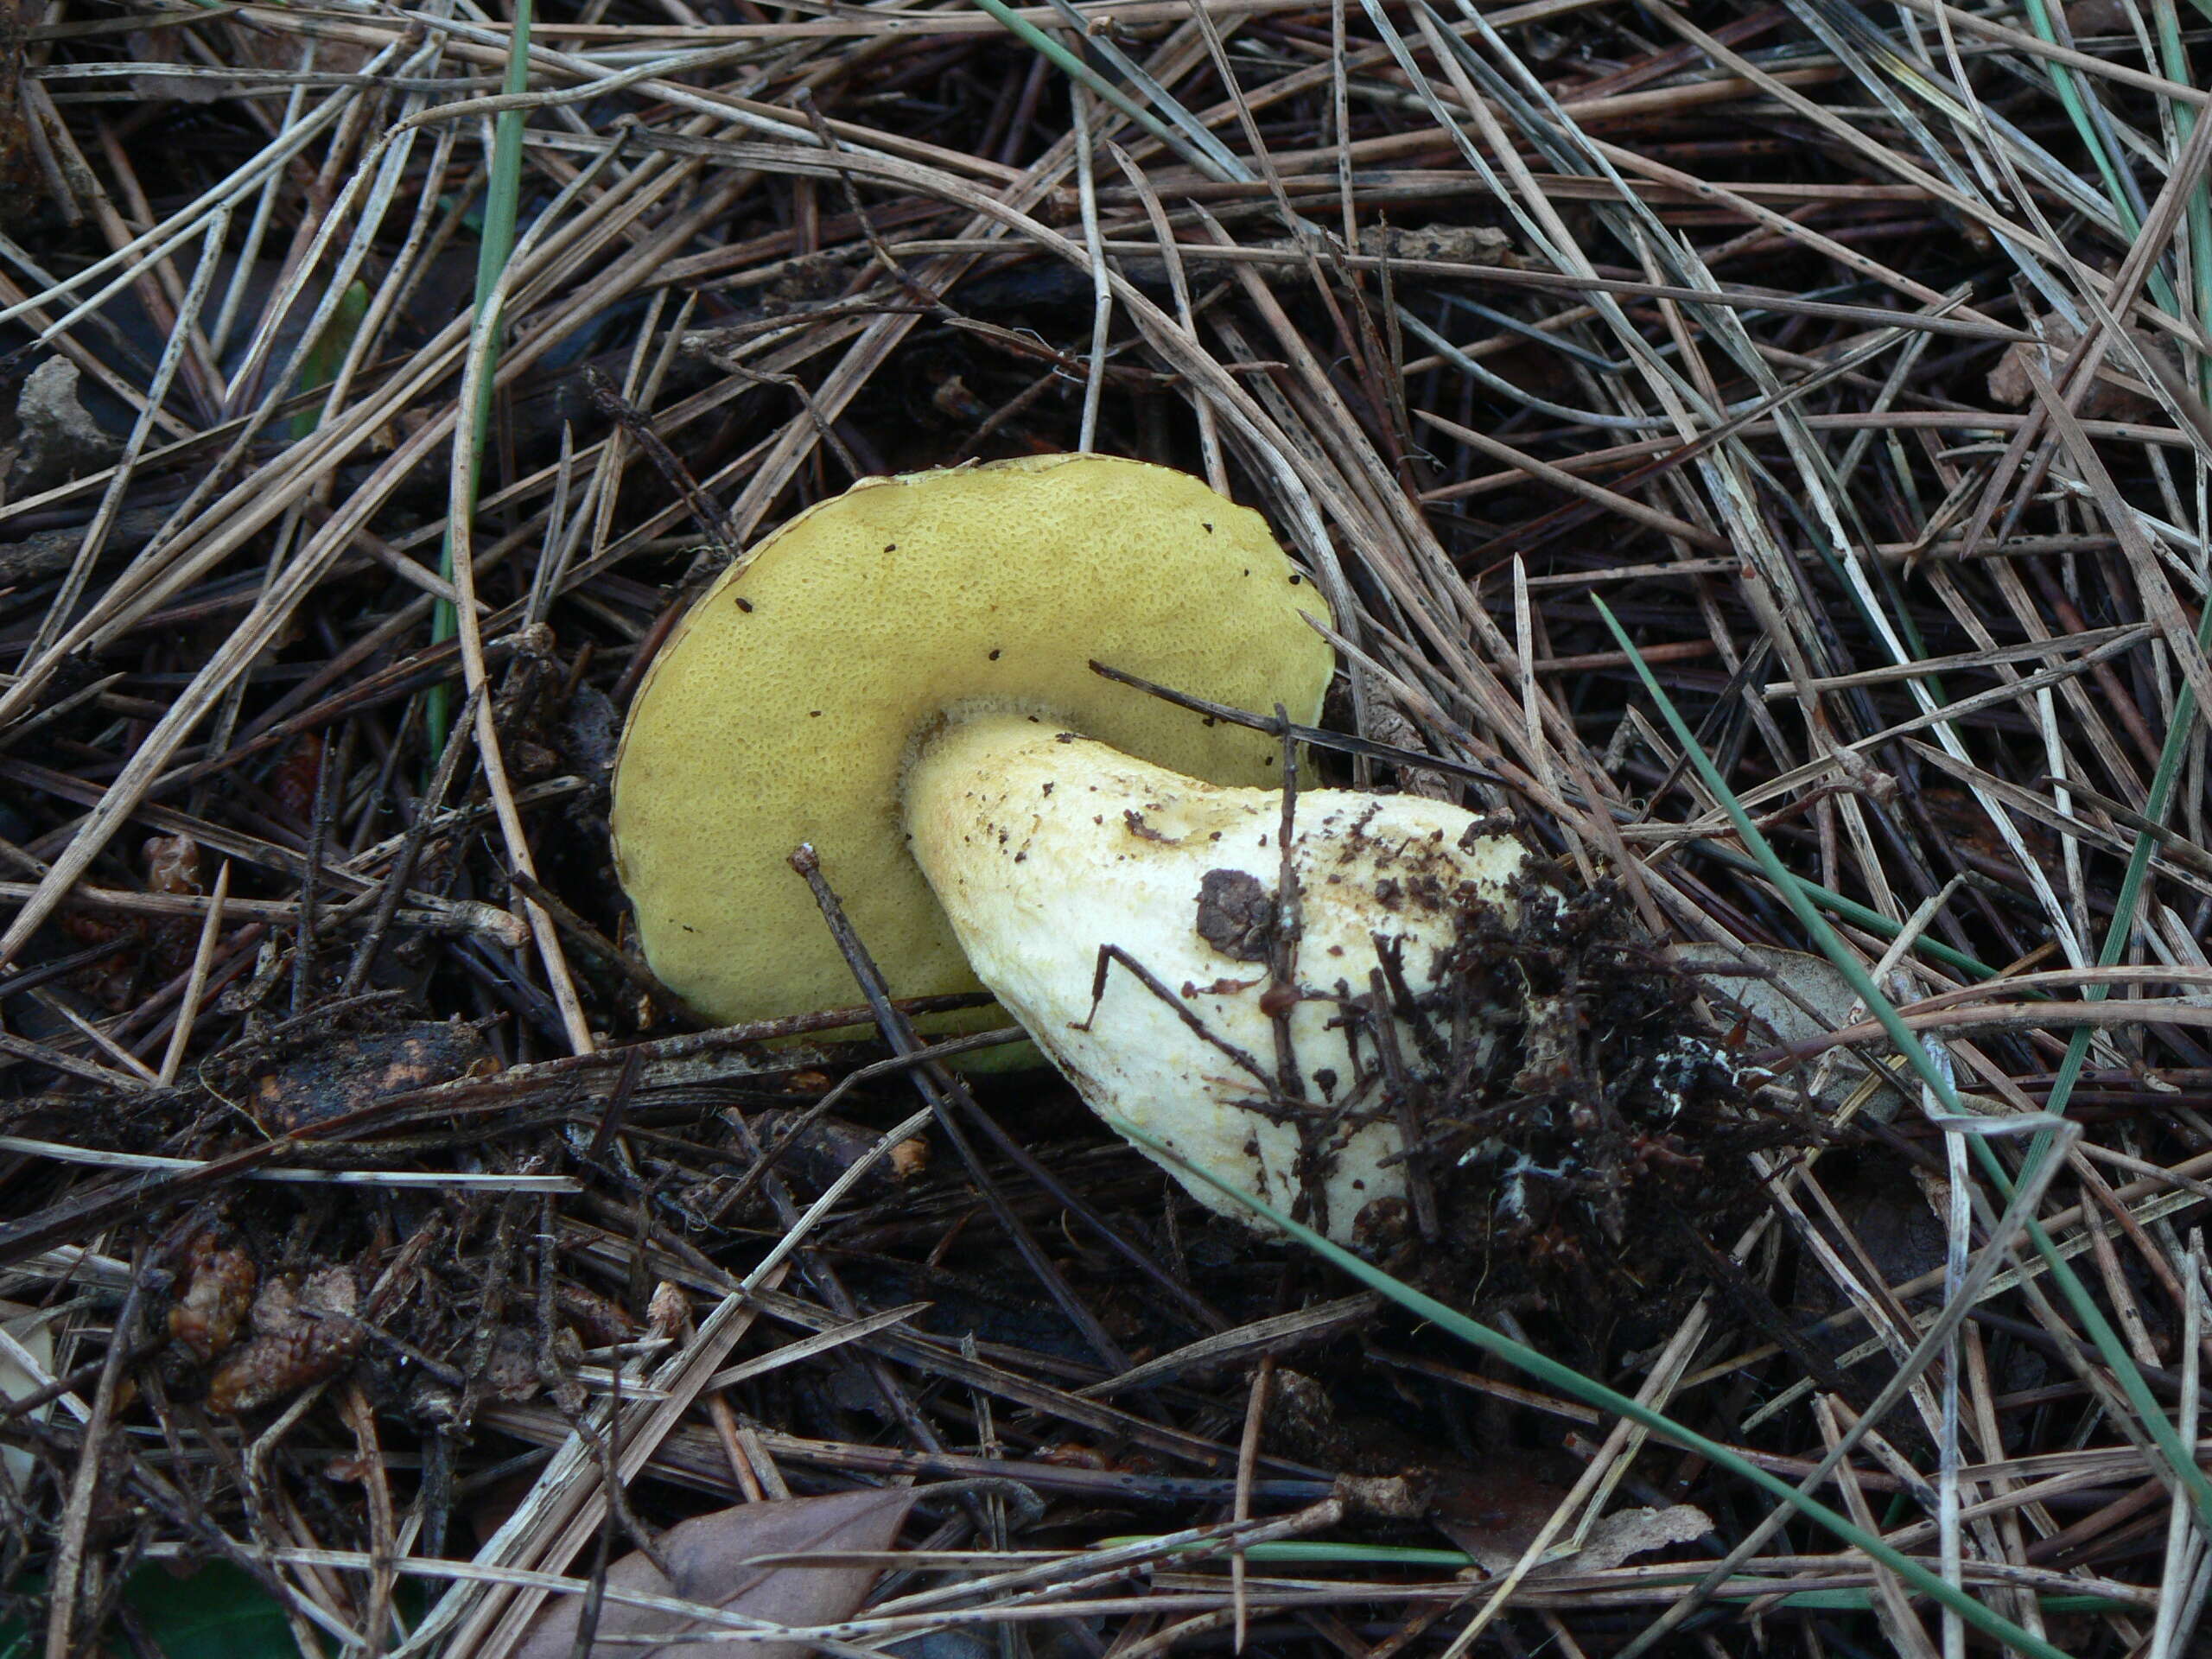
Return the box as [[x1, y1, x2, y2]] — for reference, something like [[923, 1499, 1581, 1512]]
[[1, 0, 2211, 1652]]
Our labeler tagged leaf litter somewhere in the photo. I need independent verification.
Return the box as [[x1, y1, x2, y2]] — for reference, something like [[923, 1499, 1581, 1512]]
[[0, 0, 2209, 1654]]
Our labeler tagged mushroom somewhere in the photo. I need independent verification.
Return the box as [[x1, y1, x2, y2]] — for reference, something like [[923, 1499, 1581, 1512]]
[[612, 454, 1530, 1240]]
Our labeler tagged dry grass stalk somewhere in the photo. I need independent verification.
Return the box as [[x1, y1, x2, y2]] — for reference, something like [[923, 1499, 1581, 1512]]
[[3, 0, 2212, 1652]]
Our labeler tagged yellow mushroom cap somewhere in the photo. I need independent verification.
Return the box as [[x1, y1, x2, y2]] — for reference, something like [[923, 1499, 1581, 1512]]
[[610, 454, 1337, 1028]]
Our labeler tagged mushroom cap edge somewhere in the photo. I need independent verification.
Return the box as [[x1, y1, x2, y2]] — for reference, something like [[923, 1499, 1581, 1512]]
[[609, 453, 1338, 1029]]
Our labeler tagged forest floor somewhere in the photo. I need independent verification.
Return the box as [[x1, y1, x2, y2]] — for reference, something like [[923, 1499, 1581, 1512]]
[[2, 0, 2211, 1654]]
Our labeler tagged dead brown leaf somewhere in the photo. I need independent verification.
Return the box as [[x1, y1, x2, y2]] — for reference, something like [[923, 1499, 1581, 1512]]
[[515, 1488, 916, 1659]]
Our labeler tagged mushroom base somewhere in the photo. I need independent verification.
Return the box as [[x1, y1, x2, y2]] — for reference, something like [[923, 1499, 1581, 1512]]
[[901, 711, 1531, 1242]]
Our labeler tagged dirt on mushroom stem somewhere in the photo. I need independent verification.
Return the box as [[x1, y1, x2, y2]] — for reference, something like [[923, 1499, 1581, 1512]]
[[897, 704, 1802, 1348], [1300, 861, 1807, 1356]]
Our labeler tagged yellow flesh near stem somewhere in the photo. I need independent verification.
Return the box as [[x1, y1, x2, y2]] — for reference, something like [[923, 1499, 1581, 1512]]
[[611, 454, 1335, 1030]]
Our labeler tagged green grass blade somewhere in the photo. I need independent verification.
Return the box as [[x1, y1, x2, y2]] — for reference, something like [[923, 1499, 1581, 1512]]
[[1694, 845, 2001, 983], [1593, 595, 2212, 1535], [965, 0, 1238, 184], [1103, 1116, 2072, 1659], [1103, 1541, 2142, 1612], [2018, 0, 2164, 284], [427, 0, 536, 760], [288, 278, 368, 442]]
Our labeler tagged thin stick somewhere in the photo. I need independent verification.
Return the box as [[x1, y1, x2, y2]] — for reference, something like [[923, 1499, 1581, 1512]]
[[157, 859, 230, 1086], [1071, 83, 1110, 452]]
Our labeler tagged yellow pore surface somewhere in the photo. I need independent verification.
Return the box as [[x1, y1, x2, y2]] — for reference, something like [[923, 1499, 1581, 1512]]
[[611, 453, 1337, 1028]]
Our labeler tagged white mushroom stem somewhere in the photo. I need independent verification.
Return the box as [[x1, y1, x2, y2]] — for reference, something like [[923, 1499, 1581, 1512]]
[[902, 711, 1530, 1241]]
